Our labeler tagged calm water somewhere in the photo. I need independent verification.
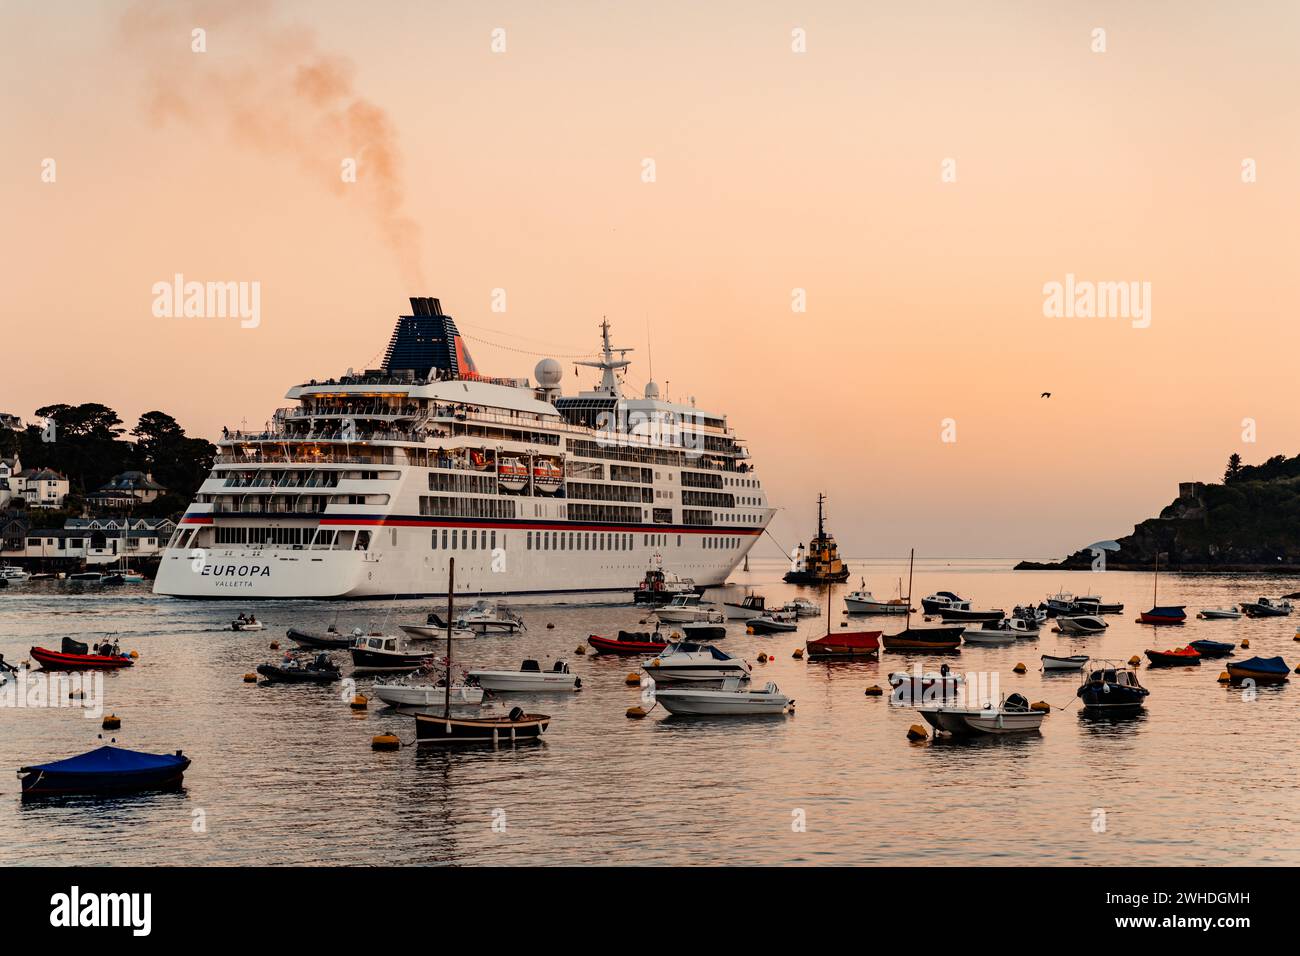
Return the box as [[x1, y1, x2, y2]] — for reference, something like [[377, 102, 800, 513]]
[[2, 558, 1297, 866]]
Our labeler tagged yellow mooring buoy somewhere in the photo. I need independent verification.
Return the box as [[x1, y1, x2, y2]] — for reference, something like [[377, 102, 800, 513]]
[[1030, 701, 1050, 713], [546, 622, 555, 629], [269, 641, 280, 650], [1013, 662, 1027, 674], [625, 672, 641, 686], [371, 733, 400, 751], [129, 650, 139, 659], [1128, 655, 1141, 667], [907, 724, 928, 742], [575, 645, 587, 655], [626, 706, 648, 719], [1217, 671, 1231, 684], [792, 648, 805, 659], [864, 685, 883, 696], [243, 672, 257, 683], [1241, 638, 1250, 648], [102, 714, 121, 730], [350, 694, 368, 710], [757, 653, 769, 663]]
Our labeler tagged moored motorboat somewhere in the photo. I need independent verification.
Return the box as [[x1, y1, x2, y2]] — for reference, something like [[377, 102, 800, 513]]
[[1055, 614, 1108, 635], [1007, 615, 1040, 637], [349, 634, 436, 673], [680, 612, 728, 640], [256, 652, 342, 684], [587, 630, 669, 655], [781, 597, 821, 618], [654, 678, 792, 716], [1144, 647, 1201, 667], [1188, 639, 1235, 658], [1225, 656, 1290, 686], [917, 693, 1045, 736], [468, 660, 581, 693], [641, 642, 752, 684], [888, 667, 964, 703], [844, 580, 910, 615], [30, 638, 133, 672], [1075, 594, 1124, 615], [1076, 662, 1149, 715], [1041, 653, 1089, 672], [1239, 597, 1293, 618], [723, 594, 768, 621], [373, 674, 484, 707], [19, 745, 190, 797], [921, 591, 970, 615], [653, 593, 710, 623], [747, 612, 799, 634], [961, 620, 1018, 645], [456, 599, 526, 633], [0, 565, 31, 582], [881, 627, 964, 650]]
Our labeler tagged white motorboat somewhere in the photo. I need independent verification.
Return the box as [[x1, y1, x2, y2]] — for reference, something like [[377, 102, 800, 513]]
[[844, 589, 910, 614], [654, 678, 792, 716], [1198, 607, 1243, 620], [888, 670, 965, 704], [642, 642, 752, 684], [653, 594, 714, 623], [961, 620, 1017, 645], [1239, 597, 1293, 618], [722, 594, 768, 621], [781, 597, 821, 618], [1012, 604, 1048, 625], [372, 679, 485, 707], [0, 565, 31, 582], [468, 659, 581, 692], [1008, 616, 1040, 636], [1055, 614, 1108, 635], [1041, 653, 1090, 672], [918, 693, 1045, 737]]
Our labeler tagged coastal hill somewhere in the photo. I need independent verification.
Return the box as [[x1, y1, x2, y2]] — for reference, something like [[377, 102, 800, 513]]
[[1016, 452, 1300, 572]]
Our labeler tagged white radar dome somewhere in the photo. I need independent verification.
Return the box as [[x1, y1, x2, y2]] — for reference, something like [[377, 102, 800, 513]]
[[535, 358, 563, 387], [644, 380, 661, 399]]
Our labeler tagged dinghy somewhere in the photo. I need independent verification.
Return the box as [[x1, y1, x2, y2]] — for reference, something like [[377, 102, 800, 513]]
[[287, 625, 357, 649], [1225, 656, 1290, 686], [1077, 662, 1149, 715], [256, 652, 342, 684], [20, 745, 190, 797], [654, 678, 792, 716], [230, 616, 265, 632], [30, 639, 133, 672], [918, 693, 1045, 737], [1144, 647, 1201, 667], [468, 660, 581, 693], [1041, 653, 1089, 672]]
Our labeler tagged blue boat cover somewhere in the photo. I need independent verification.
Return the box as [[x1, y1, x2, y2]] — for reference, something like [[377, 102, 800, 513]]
[[1147, 606, 1187, 616], [26, 745, 184, 774], [1232, 656, 1289, 675], [1190, 639, 1233, 651]]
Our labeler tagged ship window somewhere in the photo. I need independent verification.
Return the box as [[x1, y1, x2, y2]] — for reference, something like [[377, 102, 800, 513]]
[[431, 530, 438, 550], [441, 529, 448, 549], [471, 530, 478, 549], [481, 531, 488, 550], [527, 531, 532, 550], [677, 535, 682, 546], [491, 531, 497, 550], [355, 531, 371, 551]]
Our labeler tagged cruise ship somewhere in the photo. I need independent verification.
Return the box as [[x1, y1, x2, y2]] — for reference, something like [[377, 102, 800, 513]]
[[154, 298, 774, 599]]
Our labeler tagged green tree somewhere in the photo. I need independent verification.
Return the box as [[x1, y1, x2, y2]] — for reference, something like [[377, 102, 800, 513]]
[[1224, 453, 1243, 483]]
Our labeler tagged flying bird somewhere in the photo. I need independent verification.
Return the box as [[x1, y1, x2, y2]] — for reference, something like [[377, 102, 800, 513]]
[[1040, 392, 1052, 398]]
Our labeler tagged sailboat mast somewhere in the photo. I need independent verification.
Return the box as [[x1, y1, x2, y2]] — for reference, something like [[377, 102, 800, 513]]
[[1153, 552, 1159, 606], [446, 557, 455, 718], [817, 493, 825, 544], [905, 548, 915, 631]]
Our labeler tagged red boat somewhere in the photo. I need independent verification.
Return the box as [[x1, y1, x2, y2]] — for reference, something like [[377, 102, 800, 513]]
[[30, 643, 133, 671], [587, 631, 669, 655], [806, 630, 881, 660], [1144, 646, 1201, 667]]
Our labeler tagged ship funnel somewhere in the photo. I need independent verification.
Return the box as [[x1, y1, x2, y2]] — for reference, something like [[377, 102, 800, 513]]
[[408, 296, 444, 317]]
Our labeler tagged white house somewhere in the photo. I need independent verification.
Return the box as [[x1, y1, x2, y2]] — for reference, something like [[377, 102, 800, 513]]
[[21, 468, 70, 509], [0, 455, 19, 509]]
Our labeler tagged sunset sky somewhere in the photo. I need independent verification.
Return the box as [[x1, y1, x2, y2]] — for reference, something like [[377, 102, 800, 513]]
[[3, 0, 1298, 559]]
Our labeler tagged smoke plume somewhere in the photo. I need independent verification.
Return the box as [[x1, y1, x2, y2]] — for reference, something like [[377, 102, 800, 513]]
[[120, 0, 425, 287]]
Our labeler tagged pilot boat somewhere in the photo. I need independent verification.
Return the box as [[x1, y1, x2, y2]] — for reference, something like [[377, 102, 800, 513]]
[[641, 642, 752, 684]]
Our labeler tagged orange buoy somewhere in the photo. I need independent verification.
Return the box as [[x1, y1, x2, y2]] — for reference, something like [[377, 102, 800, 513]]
[[574, 645, 586, 654], [864, 685, 883, 696], [792, 648, 804, 659], [243, 673, 257, 683], [102, 714, 121, 730], [1013, 662, 1027, 674], [1217, 671, 1231, 684], [269, 641, 280, 650], [1128, 655, 1141, 667], [371, 733, 400, 751], [626, 706, 648, 719], [907, 724, 928, 742], [624, 672, 641, 686], [1241, 638, 1250, 648], [757, 653, 769, 663], [350, 694, 368, 710], [1030, 701, 1050, 712]]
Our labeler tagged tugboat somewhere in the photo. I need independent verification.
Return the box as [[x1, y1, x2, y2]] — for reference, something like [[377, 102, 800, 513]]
[[783, 494, 850, 585]]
